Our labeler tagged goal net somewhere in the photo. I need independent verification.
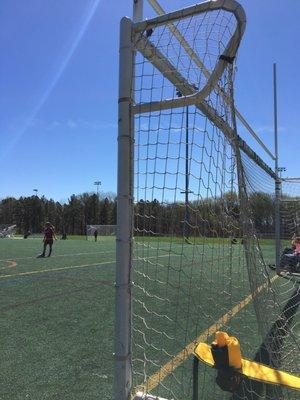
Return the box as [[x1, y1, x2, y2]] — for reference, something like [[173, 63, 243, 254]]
[[280, 179, 300, 239], [86, 225, 116, 238], [115, 1, 300, 400]]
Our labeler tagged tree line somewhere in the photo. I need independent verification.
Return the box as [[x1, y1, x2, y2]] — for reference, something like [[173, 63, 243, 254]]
[[0, 193, 117, 235], [0, 191, 282, 238], [135, 191, 276, 238]]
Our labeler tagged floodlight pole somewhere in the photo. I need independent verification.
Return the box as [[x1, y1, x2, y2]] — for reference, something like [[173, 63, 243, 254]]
[[177, 89, 191, 240], [184, 106, 190, 240], [277, 167, 286, 179], [33, 189, 38, 197], [94, 180, 101, 196], [93, 181, 101, 224], [273, 63, 281, 273]]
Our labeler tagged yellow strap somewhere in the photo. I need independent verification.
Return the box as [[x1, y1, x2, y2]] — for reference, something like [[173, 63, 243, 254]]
[[194, 342, 215, 366], [194, 342, 300, 390], [242, 358, 300, 391]]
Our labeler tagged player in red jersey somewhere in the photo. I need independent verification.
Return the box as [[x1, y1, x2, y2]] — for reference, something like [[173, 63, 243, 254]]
[[39, 222, 56, 257]]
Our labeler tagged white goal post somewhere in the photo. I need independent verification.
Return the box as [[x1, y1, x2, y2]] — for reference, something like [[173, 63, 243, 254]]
[[115, 1, 246, 400], [115, 2, 300, 400], [0, 224, 17, 238], [86, 225, 116, 238]]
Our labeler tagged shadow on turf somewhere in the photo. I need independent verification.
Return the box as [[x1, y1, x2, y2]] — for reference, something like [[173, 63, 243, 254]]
[[0, 280, 114, 314], [231, 286, 300, 400]]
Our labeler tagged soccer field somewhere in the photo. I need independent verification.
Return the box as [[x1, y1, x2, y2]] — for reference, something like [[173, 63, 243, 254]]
[[0, 237, 298, 399], [0, 237, 116, 400]]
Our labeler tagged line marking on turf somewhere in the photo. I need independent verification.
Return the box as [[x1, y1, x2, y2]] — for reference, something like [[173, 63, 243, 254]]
[[0, 261, 114, 280], [0, 254, 176, 280], [0, 250, 115, 263], [0, 245, 180, 263], [0, 260, 17, 271], [134, 274, 279, 394]]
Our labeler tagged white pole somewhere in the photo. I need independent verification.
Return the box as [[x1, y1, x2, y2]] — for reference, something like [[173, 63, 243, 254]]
[[133, 0, 143, 22], [273, 63, 281, 273], [115, 17, 134, 400]]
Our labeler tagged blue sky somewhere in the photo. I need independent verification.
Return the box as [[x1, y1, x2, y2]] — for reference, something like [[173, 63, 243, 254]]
[[0, 0, 299, 201]]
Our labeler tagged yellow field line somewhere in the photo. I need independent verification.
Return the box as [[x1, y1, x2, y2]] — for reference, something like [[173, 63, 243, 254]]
[[0, 254, 175, 280], [0, 261, 114, 280], [134, 275, 279, 394]]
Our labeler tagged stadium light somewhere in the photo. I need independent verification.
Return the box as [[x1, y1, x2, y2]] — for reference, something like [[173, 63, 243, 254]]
[[94, 181, 101, 196], [278, 167, 286, 178], [33, 189, 38, 197]]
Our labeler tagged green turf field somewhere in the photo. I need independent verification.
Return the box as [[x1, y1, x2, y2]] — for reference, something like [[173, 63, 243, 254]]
[[0, 237, 298, 400], [0, 237, 116, 400]]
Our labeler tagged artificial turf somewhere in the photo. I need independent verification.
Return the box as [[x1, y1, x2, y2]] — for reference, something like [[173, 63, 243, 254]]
[[0, 237, 116, 400], [0, 237, 298, 400]]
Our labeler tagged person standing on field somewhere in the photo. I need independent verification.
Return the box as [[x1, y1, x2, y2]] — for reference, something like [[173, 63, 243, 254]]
[[94, 229, 98, 242], [38, 222, 56, 257]]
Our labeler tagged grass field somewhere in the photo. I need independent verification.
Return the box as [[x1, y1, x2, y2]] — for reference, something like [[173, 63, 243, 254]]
[[0, 237, 298, 400], [0, 237, 116, 400]]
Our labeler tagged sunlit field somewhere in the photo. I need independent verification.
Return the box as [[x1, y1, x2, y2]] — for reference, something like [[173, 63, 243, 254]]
[[0, 237, 115, 400], [0, 237, 298, 399]]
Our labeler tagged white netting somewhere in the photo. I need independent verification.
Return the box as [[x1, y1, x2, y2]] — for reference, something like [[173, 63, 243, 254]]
[[238, 153, 300, 399], [118, 2, 299, 400]]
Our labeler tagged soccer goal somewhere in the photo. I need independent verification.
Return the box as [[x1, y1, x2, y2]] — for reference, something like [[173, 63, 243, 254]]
[[115, 1, 300, 399], [0, 224, 17, 238], [86, 224, 116, 239]]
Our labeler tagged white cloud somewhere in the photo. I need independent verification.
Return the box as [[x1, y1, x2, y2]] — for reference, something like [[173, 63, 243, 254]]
[[28, 118, 117, 132], [67, 119, 78, 129]]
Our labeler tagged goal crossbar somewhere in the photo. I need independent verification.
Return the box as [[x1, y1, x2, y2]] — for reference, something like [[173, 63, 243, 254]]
[[133, 0, 245, 114], [133, 10, 275, 181], [146, 0, 276, 161]]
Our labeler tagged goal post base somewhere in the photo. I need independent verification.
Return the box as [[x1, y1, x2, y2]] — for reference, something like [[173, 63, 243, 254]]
[[134, 392, 171, 400]]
